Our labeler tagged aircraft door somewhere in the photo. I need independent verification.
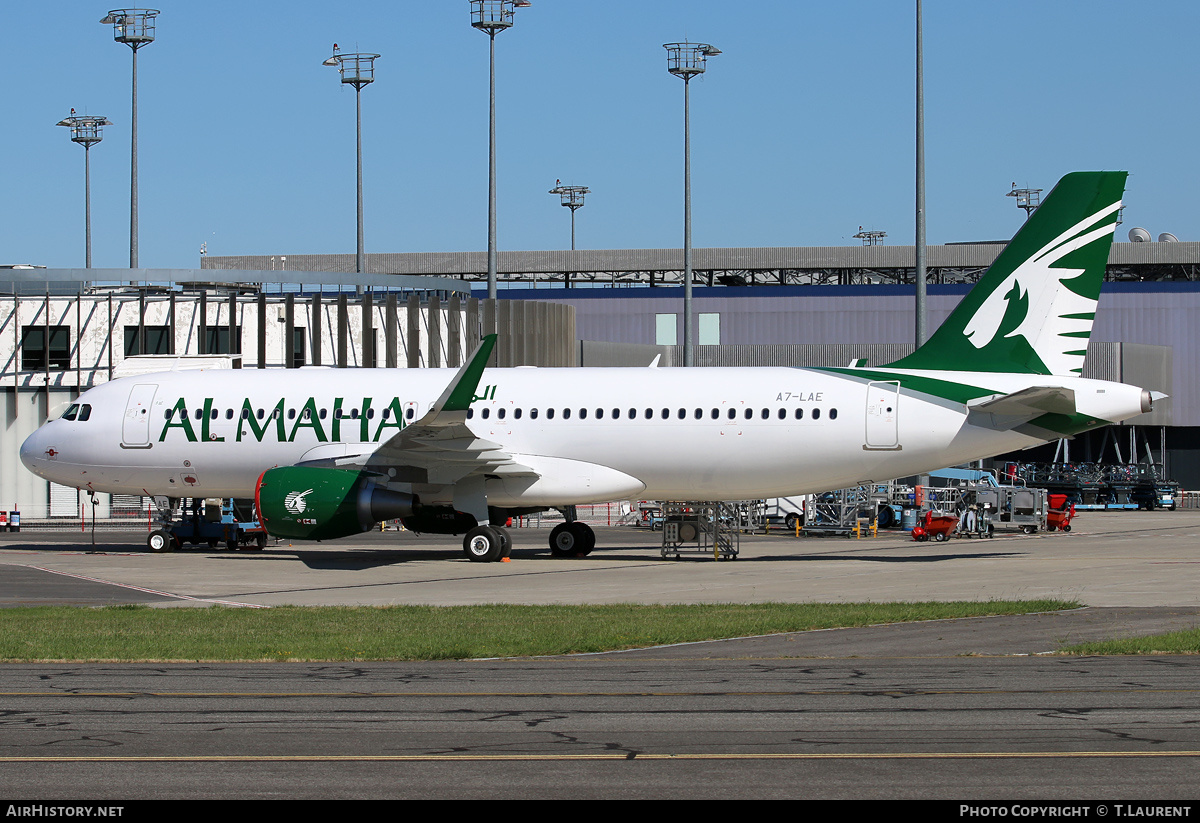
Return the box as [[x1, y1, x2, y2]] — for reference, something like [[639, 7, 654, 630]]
[[864, 381, 900, 450], [122, 383, 158, 448]]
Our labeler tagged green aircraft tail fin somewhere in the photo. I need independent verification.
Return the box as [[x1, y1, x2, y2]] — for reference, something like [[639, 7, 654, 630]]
[[886, 171, 1127, 376]]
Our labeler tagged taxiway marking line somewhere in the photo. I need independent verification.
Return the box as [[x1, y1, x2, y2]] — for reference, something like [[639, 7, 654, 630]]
[[3, 751, 1200, 763]]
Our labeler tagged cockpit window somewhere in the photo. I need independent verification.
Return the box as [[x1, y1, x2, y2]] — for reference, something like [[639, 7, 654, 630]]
[[61, 404, 79, 421], [78, 404, 92, 421]]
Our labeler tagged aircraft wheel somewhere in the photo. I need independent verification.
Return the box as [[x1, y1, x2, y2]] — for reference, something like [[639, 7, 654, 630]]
[[495, 526, 512, 558], [464, 526, 504, 562], [147, 529, 175, 553], [574, 522, 595, 555], [549, 522, 595, 557], [549, 523, 576, 556]]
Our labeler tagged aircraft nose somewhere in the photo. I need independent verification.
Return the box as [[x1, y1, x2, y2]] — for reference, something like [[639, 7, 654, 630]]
[[20, 427, 48, 474]]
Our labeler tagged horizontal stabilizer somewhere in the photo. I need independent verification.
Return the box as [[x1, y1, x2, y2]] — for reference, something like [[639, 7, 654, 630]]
[[967, 386, 1077, 417]]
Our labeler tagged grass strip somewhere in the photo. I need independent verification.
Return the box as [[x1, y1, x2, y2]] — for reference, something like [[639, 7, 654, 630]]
[[0, 600, 1076, 662], [1059, 629, 1200, 656]]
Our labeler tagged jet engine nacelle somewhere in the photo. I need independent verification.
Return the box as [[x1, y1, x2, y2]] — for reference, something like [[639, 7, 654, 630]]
[[256, 466, 418, 540]]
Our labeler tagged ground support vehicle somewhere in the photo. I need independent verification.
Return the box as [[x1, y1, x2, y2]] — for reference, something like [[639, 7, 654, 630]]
[[911, 512, 960, 542], [147, 497, 267, 553], [975, 486, 1047, 534]]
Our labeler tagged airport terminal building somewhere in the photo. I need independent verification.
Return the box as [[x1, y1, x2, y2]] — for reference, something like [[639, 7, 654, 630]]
[[2, 238, 1196, 521]]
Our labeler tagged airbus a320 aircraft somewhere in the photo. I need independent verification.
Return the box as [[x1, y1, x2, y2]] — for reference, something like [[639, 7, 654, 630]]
[[21, 172, 1158, 561]]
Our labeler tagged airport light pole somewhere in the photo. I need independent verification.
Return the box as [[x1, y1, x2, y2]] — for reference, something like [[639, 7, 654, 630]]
[[915, 0, 927, 347], [100, 8, 158, 270], [549, 184, 589, 251], [664, 41, 720, 367], [323, 46, 380, 281], [471, 0, 531, 300], [56, 112, 112, 269], [1007, 184, 1042, 220]]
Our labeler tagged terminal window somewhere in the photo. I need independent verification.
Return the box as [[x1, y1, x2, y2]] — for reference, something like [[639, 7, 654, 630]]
[[205, 326, 242, 355], [699, 312, 720, 345], [124, 325, 172, 356], [21, 325, 71, 371], [292, 327, 306, 368], [655, 313, 678, 346]]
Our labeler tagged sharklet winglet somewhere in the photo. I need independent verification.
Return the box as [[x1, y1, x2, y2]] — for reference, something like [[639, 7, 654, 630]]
[[434, 334, 497, 415]]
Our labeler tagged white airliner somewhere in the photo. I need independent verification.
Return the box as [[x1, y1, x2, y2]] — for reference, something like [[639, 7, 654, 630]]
[[20, 172, 1157, 560]]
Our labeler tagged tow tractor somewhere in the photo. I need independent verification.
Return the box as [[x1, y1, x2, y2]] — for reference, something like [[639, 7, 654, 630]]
[[147, 497, 268, 553]]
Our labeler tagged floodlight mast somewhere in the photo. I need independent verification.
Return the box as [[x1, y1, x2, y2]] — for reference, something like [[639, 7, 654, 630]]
[[323, 47, 381, 284], [471, 0, 531, 300], [57, 113, 113, 268], [853, 228, 887, 246], [664, 42, 720, 367], [550, 184, 588, 288], [100, 8, 158, 271], [1007, 183, 1042, 219], [915, 0, 927, 347], [549, 184, 589, 250]]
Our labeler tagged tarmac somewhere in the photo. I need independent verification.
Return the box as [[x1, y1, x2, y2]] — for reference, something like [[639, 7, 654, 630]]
[[1, 508, 1198, 655]]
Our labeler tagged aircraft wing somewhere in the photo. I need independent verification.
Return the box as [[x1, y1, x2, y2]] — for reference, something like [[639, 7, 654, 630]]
[[298, 334, 537, 486]]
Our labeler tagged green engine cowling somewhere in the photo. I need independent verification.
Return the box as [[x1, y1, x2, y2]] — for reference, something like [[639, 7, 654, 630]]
[[256, 466, 418, 540]]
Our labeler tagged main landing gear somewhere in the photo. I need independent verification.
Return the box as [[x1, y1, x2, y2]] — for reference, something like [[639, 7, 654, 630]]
[[459, 520, 596, 562]]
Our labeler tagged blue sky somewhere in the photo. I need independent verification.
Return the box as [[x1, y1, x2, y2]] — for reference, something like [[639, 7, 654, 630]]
[[6, 1, 1197, 270]]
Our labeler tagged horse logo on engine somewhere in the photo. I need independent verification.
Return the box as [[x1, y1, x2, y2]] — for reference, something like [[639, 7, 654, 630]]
[[284, 488, 315, 515]]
